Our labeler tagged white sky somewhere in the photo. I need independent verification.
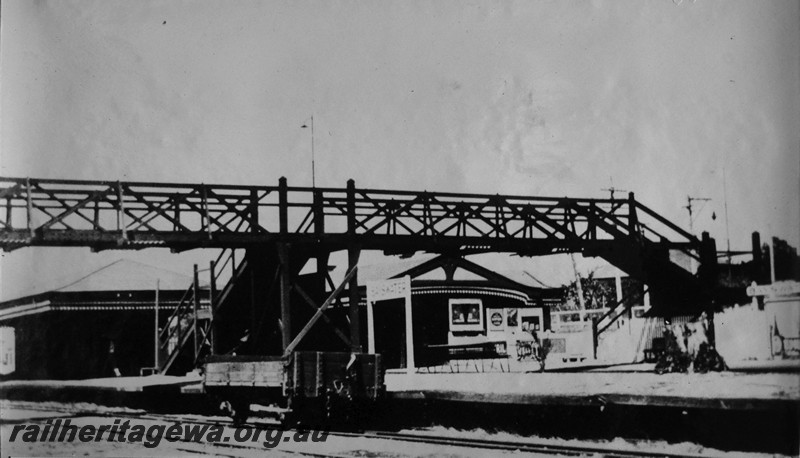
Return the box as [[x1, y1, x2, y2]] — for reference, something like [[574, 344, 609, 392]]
[[1, 0, 798, 300]]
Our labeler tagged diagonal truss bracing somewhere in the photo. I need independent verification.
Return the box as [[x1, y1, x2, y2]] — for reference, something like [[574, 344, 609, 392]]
[[0, 176, 701, 261]]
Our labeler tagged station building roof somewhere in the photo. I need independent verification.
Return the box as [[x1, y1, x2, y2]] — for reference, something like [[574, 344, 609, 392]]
[[343, 252, 626, 289], [0, 259, 207, 322], [328, 253, 635, 311], [53, 259, 201, 293], [331, 253, 567, 308]]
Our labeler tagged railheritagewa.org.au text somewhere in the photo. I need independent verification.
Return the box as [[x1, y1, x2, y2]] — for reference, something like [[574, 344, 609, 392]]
[[8, 418, 329, 449]]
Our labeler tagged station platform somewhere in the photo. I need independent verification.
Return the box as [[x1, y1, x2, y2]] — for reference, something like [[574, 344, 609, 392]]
[[0, 373, 202, 393], [0, 373, 204, 410], [2, 369, 798, 413], [384, 370, 800, 411]]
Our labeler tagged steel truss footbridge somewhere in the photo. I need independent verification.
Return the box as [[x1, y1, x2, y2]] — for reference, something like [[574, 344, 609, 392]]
[[0, 176, 714, 255]]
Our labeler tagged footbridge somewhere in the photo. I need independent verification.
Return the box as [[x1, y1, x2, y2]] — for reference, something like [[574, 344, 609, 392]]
[[0, 176, 718, 372], [0, 177, 714, 254]]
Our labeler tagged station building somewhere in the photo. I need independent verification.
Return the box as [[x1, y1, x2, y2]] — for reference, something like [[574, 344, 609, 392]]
[[349, 254, 683, 372], [0, 260, 209, 380], [350, 254, 560, 371]]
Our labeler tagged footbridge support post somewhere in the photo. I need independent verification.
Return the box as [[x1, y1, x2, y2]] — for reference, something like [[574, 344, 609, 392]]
[[347, 179, 362, 353], [699, 231, 719, 297], [278, 242, 292, 351], [348, 245, 361, 352], [628, 192, 639, 239], [278, 177, 292, 351]]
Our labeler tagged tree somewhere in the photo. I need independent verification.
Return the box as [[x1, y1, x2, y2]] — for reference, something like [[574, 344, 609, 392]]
[[560, 271, 616, 312]]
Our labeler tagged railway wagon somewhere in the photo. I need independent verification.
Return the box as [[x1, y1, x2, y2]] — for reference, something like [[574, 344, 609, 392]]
[[203, 351, 383, 423]]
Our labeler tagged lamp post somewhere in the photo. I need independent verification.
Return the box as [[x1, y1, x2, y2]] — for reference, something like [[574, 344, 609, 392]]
[[301, 116, 315, 188]]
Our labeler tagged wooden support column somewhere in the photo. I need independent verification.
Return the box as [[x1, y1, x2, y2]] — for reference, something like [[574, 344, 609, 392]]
[[314, 190, 329, 295], [278, 243, 292, 351], [313, 188, 324, 237], [346, 179, 362, 353], [616, 272, 632, 326], [588, 202, 597, 240], [4, 194, 11, 229], [751, 232, 763, 282], [25, 178, 33, 238], [249, 265, 257, 333], [627, 192, 638, 239], [348, 245, 361, 352], [278, 177, 292, 351], [699, 231, 718, 289], [250, 189, 259, 232], [154, 280, 160, 369], [202, 184, 212, 240], [403, 278, 414, 373], [279, 177, 288, 234], [117, 181, 127, 242], [192, 264, 200, 359], [209, 260, 217, 355], [317, 252, 329, 293]]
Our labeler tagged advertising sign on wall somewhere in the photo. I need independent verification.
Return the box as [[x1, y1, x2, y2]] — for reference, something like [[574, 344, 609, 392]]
[[0, 326, 15, 375]]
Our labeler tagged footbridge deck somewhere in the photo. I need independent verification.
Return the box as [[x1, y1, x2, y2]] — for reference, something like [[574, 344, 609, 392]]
[[0, 176, 703, 256]]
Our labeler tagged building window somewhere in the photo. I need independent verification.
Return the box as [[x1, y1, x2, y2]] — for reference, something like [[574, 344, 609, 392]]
[[449, 299, 483, 332], [521, 316, 541, 332]]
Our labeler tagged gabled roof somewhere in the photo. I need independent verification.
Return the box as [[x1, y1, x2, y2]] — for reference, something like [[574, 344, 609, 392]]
[[337, 252, 625, 290], [347, 253, 546, 295], [357, 254, 439, 284], [54, 259, 198, 293]]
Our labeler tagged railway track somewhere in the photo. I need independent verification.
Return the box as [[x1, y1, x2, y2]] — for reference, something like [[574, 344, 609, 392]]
[[330, 429, 700, 457], [2, 401, 709, 457]]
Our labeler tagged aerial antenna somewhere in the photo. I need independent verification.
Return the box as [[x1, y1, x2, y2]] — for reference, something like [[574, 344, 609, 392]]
[[602, 177, 627, 200], [684, 195, 712, 233]]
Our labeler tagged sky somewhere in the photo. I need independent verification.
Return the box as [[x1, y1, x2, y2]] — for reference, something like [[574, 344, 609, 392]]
[[1, 0, 798, 300]]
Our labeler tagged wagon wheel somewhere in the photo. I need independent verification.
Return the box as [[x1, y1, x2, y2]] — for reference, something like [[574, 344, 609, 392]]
[[225, 400, 250, 425]]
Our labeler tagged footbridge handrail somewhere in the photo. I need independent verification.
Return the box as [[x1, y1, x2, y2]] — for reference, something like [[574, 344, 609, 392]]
[[0, 176, 702, 257]]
